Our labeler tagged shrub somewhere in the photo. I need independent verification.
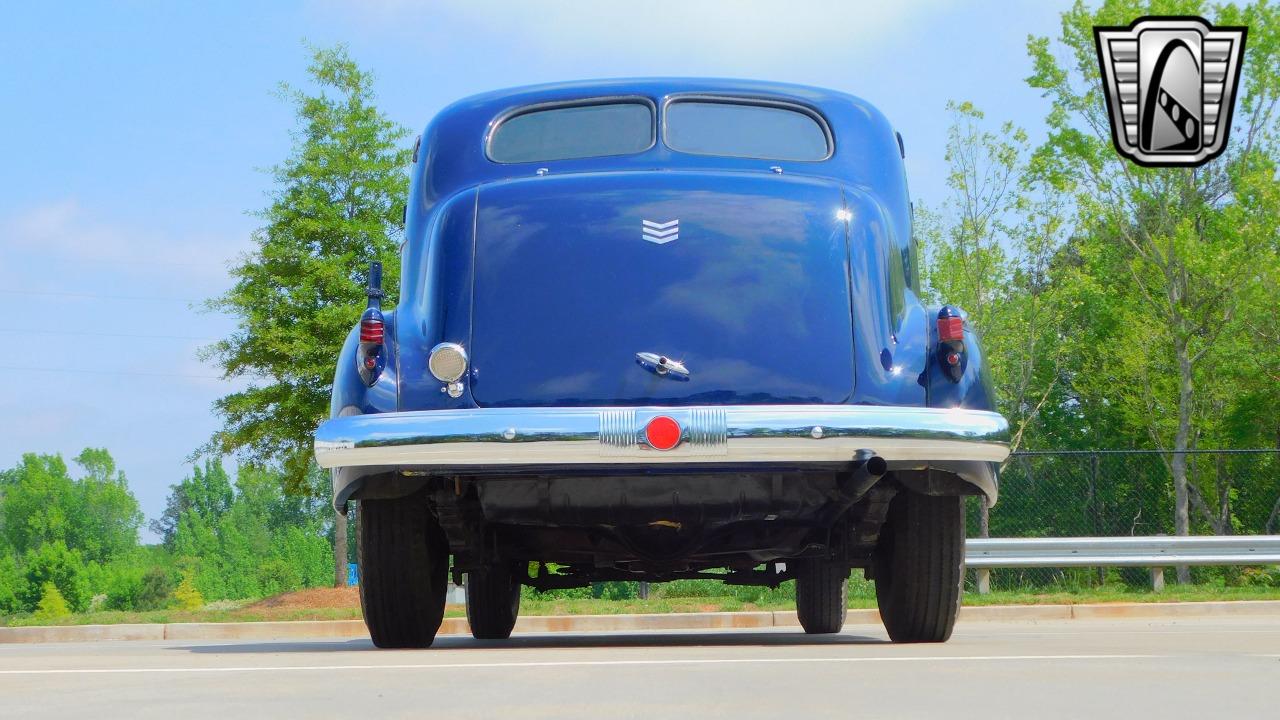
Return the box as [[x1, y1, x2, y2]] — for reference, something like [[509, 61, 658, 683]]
[[104, 565, 174, 611], [173, 572, 204, 610], [103, 565, 144, 611], [1239, 567, 1280, 588], [21, 541, 90, 613], [521, 585, 593, 600], [598, 581, 636, 600], [32, 582, 71, 621], [137, 567, 175, 609], [256, 557, 301, 598]]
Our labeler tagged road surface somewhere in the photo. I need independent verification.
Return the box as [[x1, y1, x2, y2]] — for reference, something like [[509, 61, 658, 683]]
[[1, 617, 1277, 719]]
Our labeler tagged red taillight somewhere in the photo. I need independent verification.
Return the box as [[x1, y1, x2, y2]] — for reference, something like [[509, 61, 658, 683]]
[[360, 317, 384, 344], [645, 416, 682, 451], [938, 315, 964, 343]]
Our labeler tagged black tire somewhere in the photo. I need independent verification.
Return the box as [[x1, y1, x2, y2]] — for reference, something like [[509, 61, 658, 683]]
[[357, 493, 449, 648], [795, 559, 849, 634], [465, 563, 522, 640], [873, 492, 965, 643]]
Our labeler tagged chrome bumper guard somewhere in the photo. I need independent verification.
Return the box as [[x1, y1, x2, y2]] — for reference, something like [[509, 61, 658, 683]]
[[314, 405, 1010, 469]]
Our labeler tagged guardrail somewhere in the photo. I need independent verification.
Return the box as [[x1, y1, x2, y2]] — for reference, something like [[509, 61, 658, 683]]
[[965, 535, 1280, 592]]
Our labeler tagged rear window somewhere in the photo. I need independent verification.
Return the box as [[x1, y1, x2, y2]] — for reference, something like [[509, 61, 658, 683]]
[[664, 100, 831, 161], [488, 102, 654, 163]]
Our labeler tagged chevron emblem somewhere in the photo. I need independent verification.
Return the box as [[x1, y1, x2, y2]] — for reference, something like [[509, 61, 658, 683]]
[[641, 219, 679, 244]]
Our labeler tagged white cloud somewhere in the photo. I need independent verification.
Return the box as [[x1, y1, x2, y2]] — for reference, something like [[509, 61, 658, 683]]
[[0, 198, 250, 285]]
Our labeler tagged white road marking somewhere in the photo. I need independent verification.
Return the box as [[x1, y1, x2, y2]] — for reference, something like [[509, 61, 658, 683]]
[[957, 627, 1280, 638], [0, 654, 1166, 675]]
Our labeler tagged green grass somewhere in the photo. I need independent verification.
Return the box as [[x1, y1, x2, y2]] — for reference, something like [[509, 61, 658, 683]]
[[5, 582, 1279, 627], [0, 605, 366, 627]]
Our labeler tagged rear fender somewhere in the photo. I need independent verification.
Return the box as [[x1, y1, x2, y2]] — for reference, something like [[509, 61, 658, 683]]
[[920, 305, 1000, 504]]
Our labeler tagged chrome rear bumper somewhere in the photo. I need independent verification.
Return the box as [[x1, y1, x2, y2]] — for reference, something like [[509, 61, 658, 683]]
[[314, 404, 1010, 469]]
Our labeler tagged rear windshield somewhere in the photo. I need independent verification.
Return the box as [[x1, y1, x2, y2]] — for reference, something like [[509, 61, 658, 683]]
[[488, 102, 654, 163], [664, 100, 830, 161]]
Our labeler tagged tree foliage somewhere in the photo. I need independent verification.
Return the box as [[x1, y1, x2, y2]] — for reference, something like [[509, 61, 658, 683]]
[[1022, 0, 1280, 560], [168, 460, 332, 602], [203, 44, 410, 489], [0, 449, 334, 619], [20, 541, 90, 613], [0, 450, 141, 564], [923, 1, 1280, 561]]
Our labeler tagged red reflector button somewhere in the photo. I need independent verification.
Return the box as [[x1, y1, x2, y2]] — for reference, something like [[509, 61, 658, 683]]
[[645, 416, 682, 451]]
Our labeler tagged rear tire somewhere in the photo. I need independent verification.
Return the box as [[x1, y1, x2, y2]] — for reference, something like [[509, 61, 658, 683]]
[[873, 492, 965, 643], [795, 559, 848, 634], [357, 493, 449, 648], [465, 563, 522, 640]]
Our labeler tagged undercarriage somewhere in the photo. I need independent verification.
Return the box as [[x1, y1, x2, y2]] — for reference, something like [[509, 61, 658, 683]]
[[429, 459, 908, 589]]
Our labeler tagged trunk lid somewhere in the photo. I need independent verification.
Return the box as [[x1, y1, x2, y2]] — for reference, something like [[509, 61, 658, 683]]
[[469, 172, 854, 407]]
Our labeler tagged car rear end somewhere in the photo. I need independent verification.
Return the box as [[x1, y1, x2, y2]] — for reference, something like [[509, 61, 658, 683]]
[[316, 81, 1009, 648]]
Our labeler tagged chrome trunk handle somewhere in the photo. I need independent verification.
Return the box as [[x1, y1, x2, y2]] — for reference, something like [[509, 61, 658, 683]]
[[636, 352, 690, 380]]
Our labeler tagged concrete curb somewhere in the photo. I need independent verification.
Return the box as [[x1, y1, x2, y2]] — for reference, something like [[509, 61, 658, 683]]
[[4, 600, 1279, 644]]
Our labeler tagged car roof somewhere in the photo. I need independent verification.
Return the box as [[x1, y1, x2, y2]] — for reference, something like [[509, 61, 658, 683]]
[[414, 78, 904, 208]]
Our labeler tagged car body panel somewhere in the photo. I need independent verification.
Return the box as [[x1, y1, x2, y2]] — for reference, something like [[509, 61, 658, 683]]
[[469, 171, 855, 407]]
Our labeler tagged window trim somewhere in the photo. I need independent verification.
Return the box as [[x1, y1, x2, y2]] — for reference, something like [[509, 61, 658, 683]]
[[661, 95, 835, 162], [485, 96, 658, 164]]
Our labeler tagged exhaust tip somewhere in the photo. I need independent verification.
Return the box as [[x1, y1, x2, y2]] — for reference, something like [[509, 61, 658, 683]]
[[865, 455, 888, 477]]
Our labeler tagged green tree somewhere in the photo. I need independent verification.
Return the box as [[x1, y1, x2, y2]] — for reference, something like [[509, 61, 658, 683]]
[[203, 44, 409, 587], [203, 44, 409, 484], [165, 462, 333, 602], [0, 451, 141, 565], [0, 454, 76, 556], [1027, 0, 1280, 579], [70, 449, 143, 564], [150, 458, 233, 548]]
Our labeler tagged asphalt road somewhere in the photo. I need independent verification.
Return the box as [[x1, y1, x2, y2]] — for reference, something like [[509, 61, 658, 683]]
[[1, 617, 1277, 719]]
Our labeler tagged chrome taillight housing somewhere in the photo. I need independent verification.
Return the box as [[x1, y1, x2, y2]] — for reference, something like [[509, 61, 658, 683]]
[[428, 342, 468, 383]]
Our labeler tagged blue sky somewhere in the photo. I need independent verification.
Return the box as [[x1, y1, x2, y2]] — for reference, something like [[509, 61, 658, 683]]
[[0, 0, 1069, 539]]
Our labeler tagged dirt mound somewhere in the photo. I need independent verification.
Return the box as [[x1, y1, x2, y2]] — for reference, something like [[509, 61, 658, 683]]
[[248, 586, 360, 610]]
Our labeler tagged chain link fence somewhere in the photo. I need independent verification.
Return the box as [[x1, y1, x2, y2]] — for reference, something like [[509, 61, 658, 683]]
[[967, 449, 1280, 590]]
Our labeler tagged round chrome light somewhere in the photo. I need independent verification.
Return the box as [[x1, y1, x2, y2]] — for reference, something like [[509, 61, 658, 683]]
[[428, 342, 468, 383]]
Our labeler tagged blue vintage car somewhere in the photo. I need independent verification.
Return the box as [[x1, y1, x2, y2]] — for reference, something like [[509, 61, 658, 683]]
[[314, 79, 1009, 648]]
